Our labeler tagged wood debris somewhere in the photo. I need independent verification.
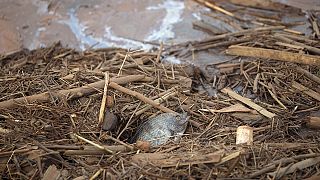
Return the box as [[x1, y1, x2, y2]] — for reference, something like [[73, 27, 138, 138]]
[[226, 45, 320, 66], [221, 87, 276, 118], [131, 152, 221, 167], [0, 1, 320, 179]]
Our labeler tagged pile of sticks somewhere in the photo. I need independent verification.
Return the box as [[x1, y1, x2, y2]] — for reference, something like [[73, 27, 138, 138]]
[[0, 0, 319, 179]]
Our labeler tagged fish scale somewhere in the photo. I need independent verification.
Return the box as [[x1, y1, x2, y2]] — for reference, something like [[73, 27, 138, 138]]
[[130, 112, 189, 147]]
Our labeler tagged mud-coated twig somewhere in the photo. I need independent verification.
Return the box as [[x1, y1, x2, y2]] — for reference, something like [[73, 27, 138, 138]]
[[109, 82, 176, 114], [0, 75, 145, 109]]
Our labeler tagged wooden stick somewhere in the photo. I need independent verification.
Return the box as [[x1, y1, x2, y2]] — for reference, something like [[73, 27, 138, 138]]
[[194, 0, 234, 17], [117, 53, 129, 76], [283, 28, 304, 35], [73, 134, 114, 154], [103, 134, 134, 150], [166, 26, 283, 54], [296, 66, 320, 85], [221, 87, 276, 118], [275, 42, 303, 50], [63, 145, 131, 155], [253, 73, 260, 93], [89, 169, 103, 180], [248, 153, 320, 178], [292, 81, 320, 101], [109, 82, 176, 114], [156, 42, 163, 63], [312, 20, 320, 38], [131, 152, 221, 167], [194, 37, 253, 51], [216, 151, 243, 166], [268, 156, 320, 178], [0, 149, 32, 157], [195, 26, 284, 45], [0, 75, 145, 109], [276, 33, 318, 44], [226, 45, 320, 66], [98, 72, 109, 126], [135, 91, 177, 116], [267, 88, 287, 109], [274, 34, 320, 55], [192, 20, 225, 35], [264, 143, 319, 149]]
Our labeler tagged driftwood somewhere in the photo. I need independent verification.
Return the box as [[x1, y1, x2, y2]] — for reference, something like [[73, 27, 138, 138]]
[[268, 156, 320, 178], [292, 81, 320, 101], [226, 45, 320, 66], [194, 0, 234, 17], [221, 87, 276, 118], [98, 73, 110, 126], [296, 66, 320, 85], [0, 75, 145, 109], [73, 134, 114, 154], [274, 34, 320, 55], [131, 152, 221, 167], [277, 33, 318, 44], [194, 26, 284, 45], [194, 37, 253, 51], [192, 20, 226, 35], [248, 153, 320, 178], [1, 2, 320, 178], [109, 82, 176, 114]]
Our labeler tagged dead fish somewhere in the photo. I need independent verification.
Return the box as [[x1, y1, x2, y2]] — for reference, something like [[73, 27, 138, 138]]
[[130, 112, 189, 147]]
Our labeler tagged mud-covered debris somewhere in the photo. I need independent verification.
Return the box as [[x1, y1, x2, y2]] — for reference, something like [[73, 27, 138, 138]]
[[135, 140, 151, 151], [130, 112, 189, 147], [102, 110, 119, 131]]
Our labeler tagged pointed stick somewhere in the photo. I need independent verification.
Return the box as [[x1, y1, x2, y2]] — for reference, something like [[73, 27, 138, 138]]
[[73, 134, 114, 154], [98, 72, 110, 126]]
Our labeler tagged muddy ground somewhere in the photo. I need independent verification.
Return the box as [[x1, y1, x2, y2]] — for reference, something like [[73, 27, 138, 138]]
[[1, 0, 319, 64]]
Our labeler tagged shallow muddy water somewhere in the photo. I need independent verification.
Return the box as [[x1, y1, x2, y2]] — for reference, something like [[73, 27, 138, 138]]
[[0, 0, 318, 64]]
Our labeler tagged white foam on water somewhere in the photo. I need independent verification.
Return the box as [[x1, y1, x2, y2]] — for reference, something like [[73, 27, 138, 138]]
[[192, 12, 202, 21], [60, 8, 154, 51], [162, 56, 181, 64], [30, 27, 47, 49], [59, 8, 110, 50], [104, 27, 153, 51], [145, 0, 185, 42]]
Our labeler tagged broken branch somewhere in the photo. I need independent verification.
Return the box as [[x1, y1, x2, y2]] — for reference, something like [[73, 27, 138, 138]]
[[226, 45, 320, 66], [109, 82, 176, 114], [0, 75, 145, 109], [292, 81, 320, 101], [221, 87, 276, 118]]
